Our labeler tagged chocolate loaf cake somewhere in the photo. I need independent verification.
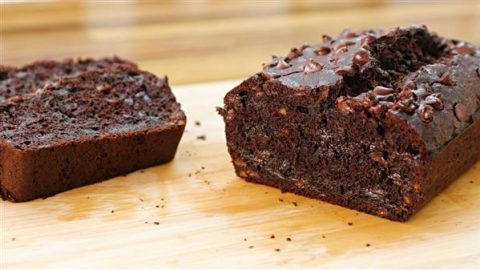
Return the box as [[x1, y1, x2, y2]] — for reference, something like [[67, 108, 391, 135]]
[[0, 58, 186, 202], [219, 26, 480, 221]]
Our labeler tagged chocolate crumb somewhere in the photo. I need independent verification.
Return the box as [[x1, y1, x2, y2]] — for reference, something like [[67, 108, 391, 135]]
[[270, 234, 275, 239], [154, 222, 160, 225], [286, 237, 292, 242], [454, 103, 469, 122], [196, 134, 207, 140], [194, 121, 201, 126]]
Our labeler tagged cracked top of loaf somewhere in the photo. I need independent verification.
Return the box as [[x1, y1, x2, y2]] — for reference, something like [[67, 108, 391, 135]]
[[258, 25, 480, 152]]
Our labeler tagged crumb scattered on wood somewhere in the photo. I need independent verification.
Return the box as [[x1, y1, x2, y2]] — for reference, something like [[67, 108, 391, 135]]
[[196, 134, 206, 140]]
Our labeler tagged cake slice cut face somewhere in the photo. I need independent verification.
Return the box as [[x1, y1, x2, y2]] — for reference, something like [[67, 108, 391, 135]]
[[0, 59, 186, 202], [219, 26, 480, 221]]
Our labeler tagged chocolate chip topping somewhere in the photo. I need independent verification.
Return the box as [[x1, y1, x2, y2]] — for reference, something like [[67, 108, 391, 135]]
[[454, 103, 469, 122], [439, 72, 455, 86], [303, 59, 323, 73], [417, 104, 434, 123], [424, 93, 444, 110], [353, 49, 370, 66], [373, 86, 394, 96], [314, 46, 331, 56], [286, 48, 302, 60], [275, 59, 291, 70]]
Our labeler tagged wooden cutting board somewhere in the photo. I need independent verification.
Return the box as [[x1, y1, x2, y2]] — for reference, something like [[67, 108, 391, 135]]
[[1, 81, 479, 269]]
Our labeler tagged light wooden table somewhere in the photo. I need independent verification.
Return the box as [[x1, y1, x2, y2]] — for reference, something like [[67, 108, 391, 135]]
[[2, 0, 479, 85], [1, 1, 480, 269]]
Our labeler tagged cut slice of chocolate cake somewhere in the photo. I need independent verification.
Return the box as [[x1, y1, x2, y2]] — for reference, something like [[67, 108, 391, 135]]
[[219, 26, 480, 221], [0, 59, 186, 202]]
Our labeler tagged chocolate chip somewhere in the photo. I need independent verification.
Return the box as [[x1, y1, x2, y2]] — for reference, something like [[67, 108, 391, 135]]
[[454, 103, 469, 122], [304, 59, 322, 73], [275, 58, 291, 70], [334, 44, 349, 54], [314, 46, 331, 56], [424, 93, 444, 110], [335, 67, 354, 76], [453, 42, 476, 56], [353, 49, 370, 66], [322, 34, 332, 42], [439, 72, 455, 86], [286, 48, 302, 60], [360, 34, 376, 47], [300, 44, 310, 51], [373, 86, 394, 96], [418, 104, 434, 123]]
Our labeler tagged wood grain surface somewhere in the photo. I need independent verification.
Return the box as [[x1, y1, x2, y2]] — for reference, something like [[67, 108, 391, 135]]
[[2, 0, 480, 85], [1, 81, 480, 269], [1, 0, 480, 268]]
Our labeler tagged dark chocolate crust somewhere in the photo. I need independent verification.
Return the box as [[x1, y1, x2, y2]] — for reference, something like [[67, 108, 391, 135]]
[[219, 26, 480, 221], [0, 58, 186, 202]]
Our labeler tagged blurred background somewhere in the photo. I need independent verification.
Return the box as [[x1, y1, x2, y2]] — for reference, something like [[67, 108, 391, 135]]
[[1, 0, 479, 85]]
